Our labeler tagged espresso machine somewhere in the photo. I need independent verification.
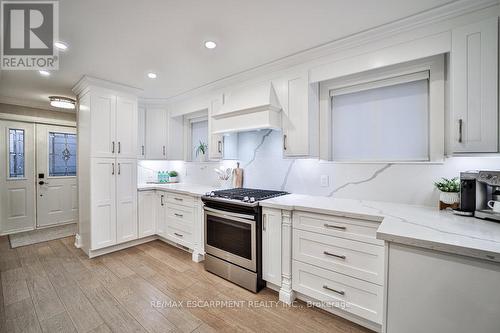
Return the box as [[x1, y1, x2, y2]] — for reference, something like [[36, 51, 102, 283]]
[[474, 171, 500, 222], [455, 170, 500, 222]]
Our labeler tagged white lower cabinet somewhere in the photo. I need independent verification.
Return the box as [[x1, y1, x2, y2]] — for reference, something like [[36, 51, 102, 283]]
[[138, 190, 156, 237], [90, 158, 137, 250], [262, 208, 282, 286], [290, 210, 383, 330]]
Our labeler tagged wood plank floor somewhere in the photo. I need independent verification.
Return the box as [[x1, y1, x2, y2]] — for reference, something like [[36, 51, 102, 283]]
[[0, 236, 374, 333]]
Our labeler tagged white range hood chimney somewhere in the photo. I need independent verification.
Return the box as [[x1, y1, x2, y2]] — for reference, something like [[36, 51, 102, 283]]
[[211, 82, 282, 134]]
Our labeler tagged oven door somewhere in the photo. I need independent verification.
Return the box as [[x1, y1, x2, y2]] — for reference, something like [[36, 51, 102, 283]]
[[204, 206, 256, 272]]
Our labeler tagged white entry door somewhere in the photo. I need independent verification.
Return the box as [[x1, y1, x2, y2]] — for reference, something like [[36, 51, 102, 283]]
[[36, 125, 78, 228], [0, 121, 36, 235]]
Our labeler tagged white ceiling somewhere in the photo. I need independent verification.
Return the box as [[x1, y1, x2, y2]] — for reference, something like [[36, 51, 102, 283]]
[[0, 0, 457, 111]]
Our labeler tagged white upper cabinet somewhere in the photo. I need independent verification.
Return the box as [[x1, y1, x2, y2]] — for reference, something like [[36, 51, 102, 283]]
[[145, 107, 168, 159], [451, 17, 498, 153], [90, 91, 116, 158], [116, 96, 138, 158], [137, 106, 146, 158], [209, 97, 224, 160], [276, 72, 319, 158]]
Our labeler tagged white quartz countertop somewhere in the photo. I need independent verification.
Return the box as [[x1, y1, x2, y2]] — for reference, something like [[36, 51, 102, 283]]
[[261, 194, 500, 263], [137, 183, 216, 197]]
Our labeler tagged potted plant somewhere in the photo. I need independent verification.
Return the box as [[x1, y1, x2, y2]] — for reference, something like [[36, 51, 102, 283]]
[[169, 170, 178, 183], [195, 141, 208, 162], [434, 177, 460, 206]]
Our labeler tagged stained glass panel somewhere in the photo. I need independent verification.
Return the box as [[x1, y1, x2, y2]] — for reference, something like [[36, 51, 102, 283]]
[[9, 129, 25, 178], [49, 132, 77, 177]]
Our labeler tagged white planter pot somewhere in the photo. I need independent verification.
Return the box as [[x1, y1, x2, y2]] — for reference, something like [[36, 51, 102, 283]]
[[197, 153, 207, 162], [169, 176, 178, 183], [439, 191, 459, 204]]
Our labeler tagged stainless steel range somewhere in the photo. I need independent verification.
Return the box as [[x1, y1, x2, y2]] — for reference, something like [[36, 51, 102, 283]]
[[202, 188, 288, 292]]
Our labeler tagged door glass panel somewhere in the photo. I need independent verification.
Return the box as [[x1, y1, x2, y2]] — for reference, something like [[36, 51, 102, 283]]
[[207, 214, 252, 260], [49, 132, 77, 176], [8, 129, 25, 178]]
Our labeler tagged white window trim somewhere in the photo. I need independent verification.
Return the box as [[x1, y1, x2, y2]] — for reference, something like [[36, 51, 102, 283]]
[[319, 55, 445, 163]]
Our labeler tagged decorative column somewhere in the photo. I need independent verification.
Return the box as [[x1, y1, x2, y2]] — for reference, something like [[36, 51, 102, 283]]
[[279, 209, 296, 304]]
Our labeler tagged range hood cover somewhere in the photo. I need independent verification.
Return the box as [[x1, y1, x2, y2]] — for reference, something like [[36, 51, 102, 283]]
[[212, 82, 282, 134]]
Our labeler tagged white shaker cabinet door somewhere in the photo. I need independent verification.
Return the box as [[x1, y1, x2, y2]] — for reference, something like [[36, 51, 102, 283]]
[[451, 17, 498, 153], [91, 158, 116, 250], [138, 190, 156, 238], [156, 192, 168, 237], [262, 207, 282, 286], [115, 96, 138, 158], [145, 108, 168, 159], [90, 93, 116, 158], [116, 159, 137, 244]]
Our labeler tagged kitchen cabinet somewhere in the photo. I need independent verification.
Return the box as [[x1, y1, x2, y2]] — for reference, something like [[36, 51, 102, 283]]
[[451, 17, 498, 153], [209, 97, 224, 160], [145, 107, 169, 159], [279, 74, 319, 157], [90, 158, 117, 249], [138, 190, 156, 237], [116, 159, 138, 243], [262, 207, 282, 286], [156, 192, 167, 237], [385, 243, 500, 333], [90, 92, 137, 158], [137, 106, 146, 158], [73, 76, 140, 256]]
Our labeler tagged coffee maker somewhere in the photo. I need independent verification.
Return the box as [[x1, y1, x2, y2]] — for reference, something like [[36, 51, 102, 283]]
[[454, 171, 479, 216], [474, 171, 500, 222]]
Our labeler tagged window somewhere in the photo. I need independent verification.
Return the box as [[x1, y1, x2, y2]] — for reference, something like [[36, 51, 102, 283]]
[[320, 55, 444, 162], [331, 75, 429, 161], [49, 132, 77, 176], [8, 129, 25, 178], [190, 119, 208, 160]]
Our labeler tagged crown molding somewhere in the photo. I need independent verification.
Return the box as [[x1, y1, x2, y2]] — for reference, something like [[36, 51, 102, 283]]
[[163, 0, 498, 104], [0, 95, 76, 113], [72, 75, 142, 96]]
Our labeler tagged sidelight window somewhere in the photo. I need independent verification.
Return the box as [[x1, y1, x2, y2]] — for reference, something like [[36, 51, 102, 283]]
[[8, 129, 25, 178]]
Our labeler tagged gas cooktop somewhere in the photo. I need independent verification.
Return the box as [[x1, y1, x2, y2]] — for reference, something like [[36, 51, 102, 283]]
[[203, 188, 288, 205]]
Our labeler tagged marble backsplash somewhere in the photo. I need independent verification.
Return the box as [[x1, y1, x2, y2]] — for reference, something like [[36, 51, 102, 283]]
[[138, 130, 500, 207]]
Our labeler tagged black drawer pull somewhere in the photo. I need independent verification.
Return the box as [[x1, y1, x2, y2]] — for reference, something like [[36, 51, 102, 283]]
[[323, 285, 345, 296], [323, 251, 346, 260], [324, 223, 346, 230], [174, 232, 183, 237]]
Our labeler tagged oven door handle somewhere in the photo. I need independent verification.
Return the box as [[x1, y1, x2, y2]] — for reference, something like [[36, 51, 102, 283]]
[[204, 206, 255, 222]]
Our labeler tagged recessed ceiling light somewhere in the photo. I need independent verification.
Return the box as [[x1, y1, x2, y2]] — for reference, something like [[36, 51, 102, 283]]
[[147, 72, 157, 79], [39, 70, 50, 76], [54, 41, 68, 50], [204, 41, 217, 49], [49, 96, 76, 109]]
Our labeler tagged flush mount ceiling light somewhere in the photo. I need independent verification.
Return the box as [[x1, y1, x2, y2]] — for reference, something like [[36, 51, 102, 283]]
[[147, 72, 157, 79], [204, 41, 217, 49], [39, 70, 50, 76], [49, 96, 76, 109], [54, 41, 68, 50]]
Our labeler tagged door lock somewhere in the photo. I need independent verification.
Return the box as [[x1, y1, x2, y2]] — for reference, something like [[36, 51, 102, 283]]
[[38, 180, 46, 185]]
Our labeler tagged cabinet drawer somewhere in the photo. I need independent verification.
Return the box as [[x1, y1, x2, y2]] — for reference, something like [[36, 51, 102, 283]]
[[166, 204, 194, 225], [293, 229, 384, 285], [293, 211, 382, 245], [292, 260, 382, 324], [166, 193, 195, 207], [167, 215, 193, 234], [166, 224, 193, 246]]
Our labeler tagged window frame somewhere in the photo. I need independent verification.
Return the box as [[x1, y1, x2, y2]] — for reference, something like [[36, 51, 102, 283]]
[[319, 55, 445, 163], [48, 131, 77, 178], [7, 128, 26, 179]]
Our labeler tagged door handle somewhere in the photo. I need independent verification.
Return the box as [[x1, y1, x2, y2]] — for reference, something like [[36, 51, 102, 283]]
[[112, 141, 115, 153], [141, 145, 145, 156], [163, 145, 166, 156], [283, 134, 287, 151], [38, 180, 49, 185], [263, 214, 267, 231], [218, 140, 222, 154], [160, 195, 164, 206], [117, 163, 121, 175], [112, 163, 115, 175], [118, 142, 121, 154], [458, 119, 463, 143]]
